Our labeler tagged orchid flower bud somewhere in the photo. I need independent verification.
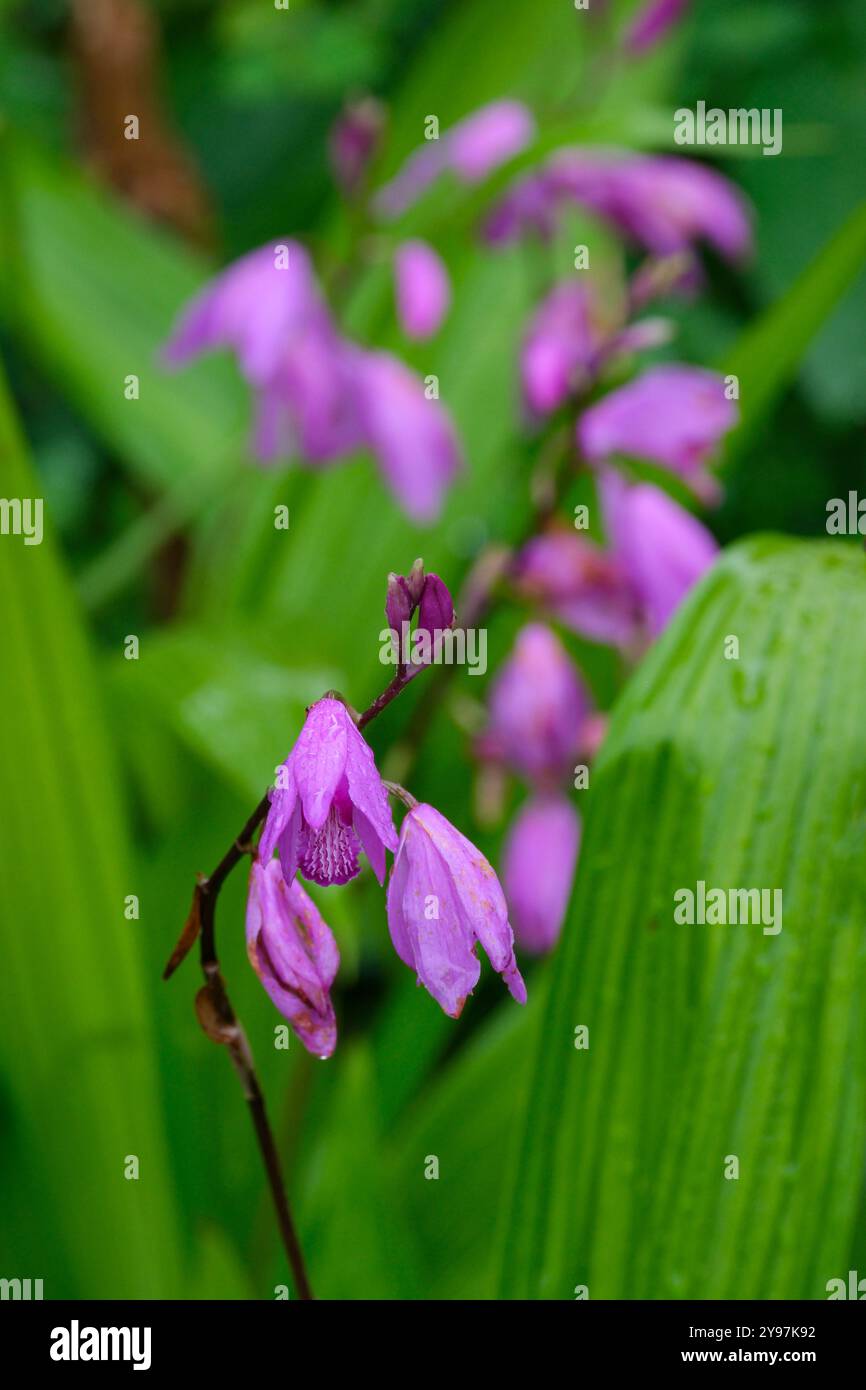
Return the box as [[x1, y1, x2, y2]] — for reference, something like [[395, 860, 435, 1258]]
[[416, 573, 455, 638], [386, 572, 415, 633], [328, 96, 386, 199]]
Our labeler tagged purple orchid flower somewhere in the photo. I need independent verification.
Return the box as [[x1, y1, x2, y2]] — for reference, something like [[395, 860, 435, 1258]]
[[578, 364, 737, 502], [164, 238, 366, 468], [252, 329, 366, 466], [600, 468, 719, 635], [514, 528, 641, 647], [521, 282, 610, 416], [260, 697, 398, 889], [520, 280, 672, 417], [163, 240, 462, 521], [387, 802, 526, 1017], [485, 623, 590, 783], [394, 239, 451, 340], [353, 350, 462, 523], [624, 0, 691, 55], [375, 99, 535, 218], [246, 858, 340, 1058], [163, 240, 325, 388], [502, 792, 581, 955], [485, 150, 752, 270]]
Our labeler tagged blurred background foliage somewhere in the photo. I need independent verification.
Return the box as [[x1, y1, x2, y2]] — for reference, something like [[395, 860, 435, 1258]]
[[0, 0, 865, 1299]]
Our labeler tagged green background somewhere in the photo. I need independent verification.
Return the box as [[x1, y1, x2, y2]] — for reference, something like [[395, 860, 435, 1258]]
[[1, 0, 865, 1299]]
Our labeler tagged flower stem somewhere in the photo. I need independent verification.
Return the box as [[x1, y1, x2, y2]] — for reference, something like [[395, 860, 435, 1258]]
[[166, 670, 426, 1297], [164, 788, 314, 1299], [356, 669, 416, 729], [197, 868, 314, 1301], [383, 779, 418, 810], [393, 429, 582, 774]]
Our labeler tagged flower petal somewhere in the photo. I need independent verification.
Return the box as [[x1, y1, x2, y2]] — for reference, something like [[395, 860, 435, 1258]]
[[259, 771, 298, 867], [290, 698, 350, 831], [353, 350, 462, 523], [246, 860, 340, 1058], [395, 240, 451, 341]]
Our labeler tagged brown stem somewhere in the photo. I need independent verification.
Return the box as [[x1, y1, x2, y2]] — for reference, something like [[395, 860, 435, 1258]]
[[165, 671, 423, 1299], [166, 417, 577, 1287], [196, 793, 270, 966], [357, 669, 414, 730], [166, 791, 313, 1299], [383, 779, 418, 811], [394, 430, 582, 772], [197, 884, 313, 1300]]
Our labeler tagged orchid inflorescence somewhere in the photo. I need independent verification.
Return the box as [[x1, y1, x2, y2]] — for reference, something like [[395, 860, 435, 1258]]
[[164, 72, 743, 1048], [211, 563, 526, 1060], [160, 0, 742, 1295]]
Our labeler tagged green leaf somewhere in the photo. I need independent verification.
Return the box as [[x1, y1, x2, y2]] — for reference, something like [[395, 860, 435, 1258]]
[[0, 134, 248, 493], [722, 198, 866, 459], [106, 624, 342, 801], [497, 536, 866, 1299], [0, 364, 186, 1296], [300, 1044, 422, 1298], [387, 1001, 535, 1298]]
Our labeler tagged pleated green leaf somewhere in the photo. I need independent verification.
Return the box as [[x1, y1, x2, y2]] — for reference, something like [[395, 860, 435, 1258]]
[[722, 197, 866, 460], [0, 134, 247, 493], [0, 368, 185, 1297], [498, 536, 866, 1299]]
